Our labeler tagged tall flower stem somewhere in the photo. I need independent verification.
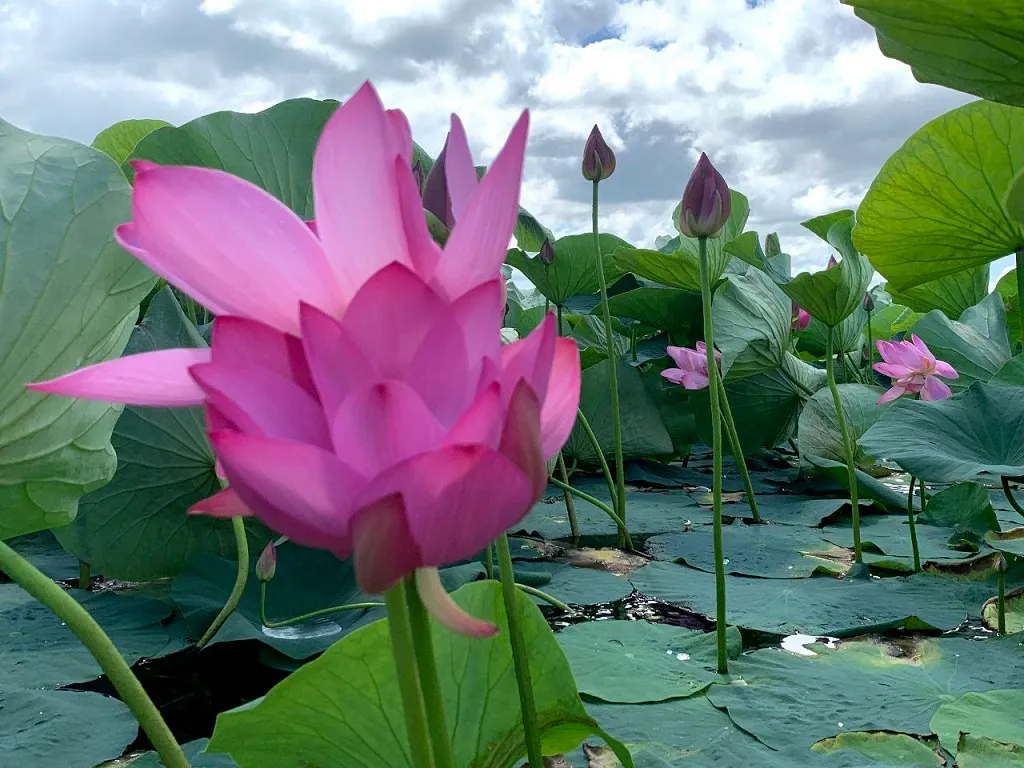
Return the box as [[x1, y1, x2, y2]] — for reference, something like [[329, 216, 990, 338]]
[[577, 408, 617, 508], [197, 515, 249, 648], [715, 375, 760, 522], [0, 540, 190, 768], [548, 476, 632, 549], [865, 308, 874, 369], [826, 327, 862, 563], [907, 476, 921, 573], [383, 582, 436, 768], [406, 578, 456, 768], [553, 304, 579, 542], [591, 179, 627, 545], [496, 534, 544, 768], [698, 235, 728, 675]]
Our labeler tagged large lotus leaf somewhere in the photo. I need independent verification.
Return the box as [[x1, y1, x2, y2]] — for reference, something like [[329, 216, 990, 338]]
[[569, 313, 632, 368], [640, 366, 699, 457], [842, 0, 1024, 108], [207, 581, 632, 768], [991, 355, 1024, 386], [798, 306, 868, 357], [782, 219, 873, 327], [52, 289, 269, 579], [858, 383, 1024, 482], [887, 264, 990, 319], [798, 384, 891, 466], [955, 735, 1024, 768], [615, 191, 748, 291], [722, 230, 791, 284], [91, 118, 172, 168], [995, 267, 1022, 346], [602, 281, 703, 339], [1008, 166, 1024, 224], [712, 268, 792, 379], [908, 292, 1011, 390], [853, 100, 1024, 290], [930, 690, 1024, 755], [505, 233, 631, 306], [0, 120, 158, 539], [802, 210, 855, 242]]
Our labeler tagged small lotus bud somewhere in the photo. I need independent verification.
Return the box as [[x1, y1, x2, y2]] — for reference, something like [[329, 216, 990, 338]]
[[582, 125, 616, 181], [792, 302, 811, 331], [256, 541, 277, 582], [863, 293, 875, 312], [422, 138, 454, 228], [678, 153, 732, 239], [765, 232, 781, 258], [539, 238, 556, 265], [827, 255, 838, 270], [996, 553, 1008, 573], [412, 160, 426, 195]]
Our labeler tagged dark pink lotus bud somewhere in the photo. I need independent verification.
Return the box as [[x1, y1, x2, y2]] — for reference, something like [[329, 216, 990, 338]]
[[827, 255, 838, 269], [422, 138, 454, 228], [256, 541, 277, 582], [678, 153, 732, 239], [411, 160, 426, 195], [539, 238, 556, 265], [792, 302, 811, 331], [582, 125, 616, 181], [863, 293, 875, 312]]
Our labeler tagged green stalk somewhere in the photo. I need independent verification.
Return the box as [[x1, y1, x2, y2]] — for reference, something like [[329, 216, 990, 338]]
[[630, 324, 638, 363], [0, 540, 190, 768], [197, 515, 249, 649], [548, 475, 632, 549], [556, 453, 579, 542], [698, 236, 729, 675], [383, 582, 436, 768], [516, 583, 573, 613], [865, 308, 874, 369], [591, 179, 627, 544], [1002, 476, 1024, 519], [577, 408, 617, 507], [406, 578, 456, 768], [826, 327, 862, 563], [997, 563, 1007, 635], [1016, 247, 1024, 349], [907, 476, 921, 573], [715, 375, 760, 522], [259, 582, 383, 628], [79, 560, 91, 590], [496, 534, 544, 768], [485, 544, 494, 580]]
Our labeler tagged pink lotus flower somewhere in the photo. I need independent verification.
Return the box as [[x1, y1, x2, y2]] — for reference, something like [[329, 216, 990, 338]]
[[873, 334, 958, 404], [792, 303, 811, 331], [661, 342, 721, 390], [28, 82, 581, 637], [678, 153, 731, 239]]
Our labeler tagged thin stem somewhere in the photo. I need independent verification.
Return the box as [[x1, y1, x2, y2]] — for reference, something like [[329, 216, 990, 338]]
[[557, 303, 564, 336], [383, 582, 435, 768], [907, 476, 921, 573], [496, 534, 544, 768], [197, 515, 249, 649], [406, 578, 456, 768], [866, 308, 874, 370], [592, 179, 627, 545], [485, 544, 494, 580], [1016, 248, 1024, 348], [259, 582, 383, 629], [556, 453, 579, 542], [630, 324, 638, 363], [547, 475, 633, 549], [1002, 476, 1024, 519], [715, 375, 760, 522], [577, 408, 617, 504], [997, 566, 1007, 635], [826, 326, 862, 563], [78, 560, 91, 590], [516, 583, 573, 613], [0, 541, 190, 768], [698, 235, 728, 675]]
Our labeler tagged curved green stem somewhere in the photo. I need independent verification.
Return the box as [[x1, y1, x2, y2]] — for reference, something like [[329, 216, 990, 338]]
[[1002, 476, 1024, 519], [826, 326, 862, 563], [384, 582, 435, 768], [698, 236, 728, 675], [259, 582, 383, 629], [907, 476, 921, 573], [592, 179, 627, 545], [496, 534, 544, 768], [577, 408, 617, 504], [406, 578, 456, 768], [715, 375, 760, 522], [516, 583, 573, 613], [556, 452, 579, 542], [0, 540, 190, 768], [1016, 247, 1024, 349], [547, 475, 633, 549], [197, 515, 249, 649]]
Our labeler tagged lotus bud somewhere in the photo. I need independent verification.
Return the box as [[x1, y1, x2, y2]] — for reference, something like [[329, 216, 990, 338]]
[[678, 153, 732, 239], [765, 232, 781, 258], [411, 160, 426, 195], [582, 125, 616, 181], [827, 254, 838, 270], [255, 541, 277, 582], [422, 138, 454, 228], [792, 302, 811, 331], [539, 237, 556, 265], [863, 293, 875, 312], [996, 553, 1008, 573]]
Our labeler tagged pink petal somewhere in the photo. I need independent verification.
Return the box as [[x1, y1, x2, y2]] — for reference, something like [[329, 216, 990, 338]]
[[210, 431, 364, 555], [681, 372, 710, 390], [877, 384, 908, 404], [329, 380, 444, 478], [394, 155, 441, 279], [665, 346, 689, 369], [934, 360, 959, 379], [385, 109, 413, 165], [445, 381, 504, 448], [886, 339, 925, 369], [305, 219, 318, 236], [443, 114, 478, 223], [210, 317, 317, 397], [498, 381, 547, 502], [873, 362, 914, 379], [430, 111, 529, 300], [190, 362, 330, 447], [450, 278, 504, 372], [299, 303, 381, 420], [416, 567, 497, 638], [501, 313, 557, 405], [539, 338, 582, 458], [661, 368, 687, 386], [909, 334, 935, 360], [118, 163, 339, 334], [312, 81, 412, 303], [188, 487, 252, 518], [28, 348, 210, 406], [920, 375, 953, 401], [350, 493, 422, 594]]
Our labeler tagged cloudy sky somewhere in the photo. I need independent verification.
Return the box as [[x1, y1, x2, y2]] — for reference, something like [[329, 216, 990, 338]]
[[2, 0, 1003, 279]]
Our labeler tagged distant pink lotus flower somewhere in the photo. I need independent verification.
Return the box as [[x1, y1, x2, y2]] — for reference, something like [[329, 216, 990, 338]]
[[791, 303, 811, 331], [873, 334, 958, 404], [661, 342, 721, 390], [28, 82, 581, 637]]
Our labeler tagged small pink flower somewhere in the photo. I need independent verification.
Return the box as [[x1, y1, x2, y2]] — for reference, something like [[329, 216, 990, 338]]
[[661, 341, 721, 390], [873, 334, 959, 404], [791, 303, 811, 331]]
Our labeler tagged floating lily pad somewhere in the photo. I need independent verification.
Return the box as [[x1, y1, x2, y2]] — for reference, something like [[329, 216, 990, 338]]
[[811, 732, 941, 767], [956, 734, 1024, 768], [930, 690, 1024, 754]]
